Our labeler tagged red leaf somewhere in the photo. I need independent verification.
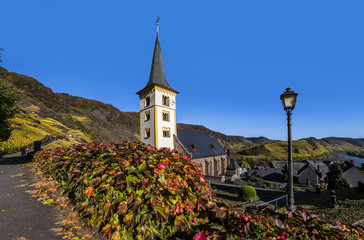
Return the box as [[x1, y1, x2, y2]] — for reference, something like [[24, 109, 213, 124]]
[[92, 177, 102, 187], [85, 186, 95, 198], [193, 232, 210, 240]]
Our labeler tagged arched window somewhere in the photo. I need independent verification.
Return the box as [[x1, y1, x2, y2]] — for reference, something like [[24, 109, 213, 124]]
[[144, 128, 150, 139], [162, 127, 170, 138], [205, 161, 209, 175], [145, 96, 150, 107], [144, 110, 150, 121], [162, 110, 170, 121]]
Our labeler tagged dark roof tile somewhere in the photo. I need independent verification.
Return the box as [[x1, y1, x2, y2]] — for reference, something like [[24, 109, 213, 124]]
[[177, 129, 226, 159], [137, 33, 177, 94]]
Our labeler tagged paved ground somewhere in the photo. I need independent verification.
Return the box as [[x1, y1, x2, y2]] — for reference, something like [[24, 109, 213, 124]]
[[0, 155, 63, 240]]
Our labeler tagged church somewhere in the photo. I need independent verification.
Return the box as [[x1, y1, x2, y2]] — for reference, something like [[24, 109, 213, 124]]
[[136, 27, 236, 179]]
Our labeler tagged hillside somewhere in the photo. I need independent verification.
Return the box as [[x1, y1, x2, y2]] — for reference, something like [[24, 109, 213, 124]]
[[0, 66, 139, 152], [233, 137, 364, 163], [177, 123, 276, 147]]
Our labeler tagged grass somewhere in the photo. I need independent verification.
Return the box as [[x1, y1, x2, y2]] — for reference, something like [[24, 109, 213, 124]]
[[295, 188, 364, 225]]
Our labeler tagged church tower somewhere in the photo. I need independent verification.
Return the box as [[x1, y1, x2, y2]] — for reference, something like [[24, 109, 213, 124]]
[[137, 28, 178, 149]]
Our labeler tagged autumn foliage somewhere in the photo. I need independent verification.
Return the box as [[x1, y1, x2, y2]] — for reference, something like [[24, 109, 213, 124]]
[[34, 141, 363, 240]]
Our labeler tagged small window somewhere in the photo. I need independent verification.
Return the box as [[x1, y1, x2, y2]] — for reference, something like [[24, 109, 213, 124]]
[[211, 144, 215, 150], [191, 144, 197, 151], [162, 95, 169, 106], [162, 111, 169, 121], [145, 96, 150, 107], [144, 111, 150, 121], [144, 128, 150, 139], [162, 127, 170, 138]]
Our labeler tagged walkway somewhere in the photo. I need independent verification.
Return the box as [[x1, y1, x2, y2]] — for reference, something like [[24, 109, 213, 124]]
[[0, 154, 63, 240]]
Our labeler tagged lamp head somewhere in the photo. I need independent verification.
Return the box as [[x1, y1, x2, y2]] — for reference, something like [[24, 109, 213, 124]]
[[280, 88, 298, 111]]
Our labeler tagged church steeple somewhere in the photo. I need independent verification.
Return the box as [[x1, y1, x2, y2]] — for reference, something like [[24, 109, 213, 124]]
[[137, 21, 178, 150], [137, 30, 178, 94]]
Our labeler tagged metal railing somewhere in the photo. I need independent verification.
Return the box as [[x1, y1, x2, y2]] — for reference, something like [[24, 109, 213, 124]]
[[258, 194, 288, 207]]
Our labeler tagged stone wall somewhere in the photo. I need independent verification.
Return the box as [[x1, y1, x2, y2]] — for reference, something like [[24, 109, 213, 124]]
[[192, 155, 229, 177], [173, 135, 192, 157]]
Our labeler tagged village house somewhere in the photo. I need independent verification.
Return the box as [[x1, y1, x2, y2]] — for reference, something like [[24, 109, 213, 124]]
[[342, 166, 364, 187], [258, 160, 333, 185]]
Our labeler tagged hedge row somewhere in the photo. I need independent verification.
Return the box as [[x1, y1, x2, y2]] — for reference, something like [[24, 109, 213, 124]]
[[34, 141, 363, 239]]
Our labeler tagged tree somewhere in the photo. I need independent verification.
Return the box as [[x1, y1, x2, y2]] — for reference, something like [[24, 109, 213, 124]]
[[0, 84, 18, 141], [0, 48, 3, 63], [328, 164, 349, 189]]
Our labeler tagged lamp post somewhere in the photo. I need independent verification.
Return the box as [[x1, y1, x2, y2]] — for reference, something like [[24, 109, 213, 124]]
[[280, 87, 298, 211]]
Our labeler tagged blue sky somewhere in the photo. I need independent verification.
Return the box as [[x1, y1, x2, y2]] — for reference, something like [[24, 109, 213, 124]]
[[1, 1, 364, 140]]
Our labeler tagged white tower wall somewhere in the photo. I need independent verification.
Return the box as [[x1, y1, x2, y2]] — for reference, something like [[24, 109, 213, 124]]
[[139, 86, 176, 149]]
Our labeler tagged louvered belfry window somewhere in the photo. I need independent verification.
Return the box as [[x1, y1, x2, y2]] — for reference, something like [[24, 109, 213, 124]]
[[162, 95, 169, 106]]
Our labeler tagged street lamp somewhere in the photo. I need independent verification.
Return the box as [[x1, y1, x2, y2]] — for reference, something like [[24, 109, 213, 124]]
[[280, 87, 298, 211]]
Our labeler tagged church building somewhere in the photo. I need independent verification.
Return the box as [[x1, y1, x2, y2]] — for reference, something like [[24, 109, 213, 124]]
[[137, 27, 232, 178]]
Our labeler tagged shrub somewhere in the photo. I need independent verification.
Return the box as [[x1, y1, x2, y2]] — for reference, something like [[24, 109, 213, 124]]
[[240, 185, 259, 202], [34, 141, 364, 240], [34, 141, 213, 239]]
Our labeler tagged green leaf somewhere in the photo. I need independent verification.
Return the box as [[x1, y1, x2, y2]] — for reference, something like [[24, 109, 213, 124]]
[[42, 199, 54, 205], [126, 175, 139, 185], [136, 189, 144, 197], [155, 205, 167, 220], [137, 164, 146, 172], [117, 201, 128, 215], [169, 196, 178, 205]]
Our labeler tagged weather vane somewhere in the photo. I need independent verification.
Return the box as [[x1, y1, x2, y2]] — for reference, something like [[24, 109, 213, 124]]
[[156, 16, 160, 33]]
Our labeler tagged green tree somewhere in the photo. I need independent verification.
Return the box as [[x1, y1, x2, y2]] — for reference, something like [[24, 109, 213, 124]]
[[0, 48, 4, 63], [0, 84, 18, 141], [328, 164, 349, 190]]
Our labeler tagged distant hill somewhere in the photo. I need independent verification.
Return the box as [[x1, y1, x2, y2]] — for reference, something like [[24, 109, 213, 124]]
[[1, 66, 363, 161], [233, 137, 364, 163], [177, 123, 276, 147]]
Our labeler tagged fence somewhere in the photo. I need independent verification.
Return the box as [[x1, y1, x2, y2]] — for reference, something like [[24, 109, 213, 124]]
[[257, 194, 288, 207]]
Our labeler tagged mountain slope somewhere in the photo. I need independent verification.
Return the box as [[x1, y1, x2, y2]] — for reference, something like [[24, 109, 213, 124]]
[[234, 137, 364, 162], [0, 66, 139, 152]]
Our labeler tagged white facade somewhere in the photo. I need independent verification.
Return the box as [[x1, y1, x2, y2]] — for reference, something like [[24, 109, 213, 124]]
[[139, 86, 177, 149]]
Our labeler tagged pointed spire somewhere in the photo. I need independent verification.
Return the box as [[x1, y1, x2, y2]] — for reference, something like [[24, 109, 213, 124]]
[[137, 22, 178, 94], [156, 16, 160, 33]]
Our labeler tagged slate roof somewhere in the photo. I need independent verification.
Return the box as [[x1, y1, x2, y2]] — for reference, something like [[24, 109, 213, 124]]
[[269, 161, 287, 169], [247, 169, 284, 182], [292, 163, 306, 175], [343, 167, 364, 187], [297, 164, 317, 176], [137, 33, 177, 94], [176, 129, 226, 159], [305, 160, 330, 179]]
